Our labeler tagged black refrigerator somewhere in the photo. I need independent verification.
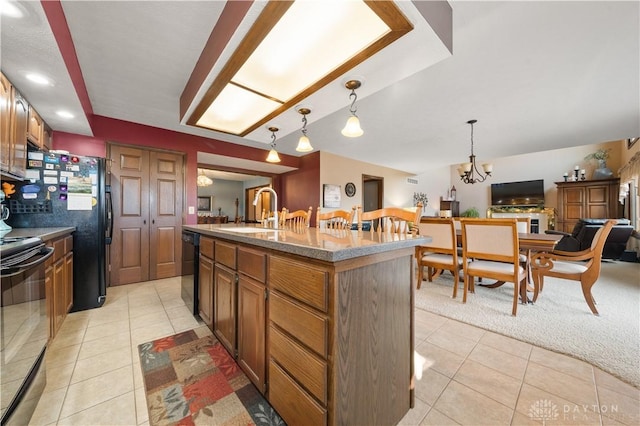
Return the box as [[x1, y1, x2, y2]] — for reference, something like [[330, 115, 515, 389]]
[[7, 151, 112, 311]]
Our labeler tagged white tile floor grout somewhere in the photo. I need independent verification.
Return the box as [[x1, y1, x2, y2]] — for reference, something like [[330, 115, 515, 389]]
[[28, 275, 639, 425]]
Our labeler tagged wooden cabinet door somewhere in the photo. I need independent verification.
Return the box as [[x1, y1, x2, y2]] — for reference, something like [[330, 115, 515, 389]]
[[65, 251, 74, 313], [237, 275, 266, 392], [110, 145, 151, 285], [214, 264, 236, 355], [10, 89, 28, 178], [198, 254, 214, 329], [0, 73, 12, 173], [149, 150, 183, 280], [53, 258, 65, 334], [28, 105, 44, 148]]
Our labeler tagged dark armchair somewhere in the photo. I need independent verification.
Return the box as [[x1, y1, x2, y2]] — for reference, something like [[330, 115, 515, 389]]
[[546, 219, 634, 260]]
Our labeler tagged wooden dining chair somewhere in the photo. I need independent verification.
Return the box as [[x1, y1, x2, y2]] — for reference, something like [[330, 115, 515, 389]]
[[359, 202, 422, 235], [416, 218, 466, 297], [316, 206, 356, 230], [530, 219, 615, 315], [460, 218, 527, 316], [281, 206, 313, 228]]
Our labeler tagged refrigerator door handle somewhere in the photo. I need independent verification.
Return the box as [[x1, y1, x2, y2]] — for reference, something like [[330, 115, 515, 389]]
[[105, 186, 113, 245]]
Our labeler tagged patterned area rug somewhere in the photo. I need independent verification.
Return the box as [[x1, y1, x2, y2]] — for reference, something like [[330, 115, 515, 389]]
[[138, 329, 285, 426]]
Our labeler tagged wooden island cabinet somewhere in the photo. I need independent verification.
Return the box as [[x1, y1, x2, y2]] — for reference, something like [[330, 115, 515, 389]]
[[185, 224, 425, 426]]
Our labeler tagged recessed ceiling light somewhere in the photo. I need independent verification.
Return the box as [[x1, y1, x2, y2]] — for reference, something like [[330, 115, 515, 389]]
[[56, 111, 75, 119], [26, 73, 52, 86], [0, 0, 24, 18]]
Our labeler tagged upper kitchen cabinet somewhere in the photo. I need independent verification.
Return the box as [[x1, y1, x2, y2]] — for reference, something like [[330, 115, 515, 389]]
[[1, 72, 28, 179], [108, 144, 184, 285], [28, 105, 44, 149]]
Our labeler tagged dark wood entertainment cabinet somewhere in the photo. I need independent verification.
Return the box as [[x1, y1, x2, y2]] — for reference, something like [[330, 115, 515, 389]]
[[555, 178, 622, 232]]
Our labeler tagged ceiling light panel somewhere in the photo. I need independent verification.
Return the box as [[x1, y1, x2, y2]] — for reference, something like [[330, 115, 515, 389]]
[[196, 83, 282, 134], [188, 0, 413, 137], [233, 1, 389, 101]]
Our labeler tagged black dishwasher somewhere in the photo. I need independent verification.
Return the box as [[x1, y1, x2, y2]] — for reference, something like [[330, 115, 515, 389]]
[[181, 230, 200, 315]]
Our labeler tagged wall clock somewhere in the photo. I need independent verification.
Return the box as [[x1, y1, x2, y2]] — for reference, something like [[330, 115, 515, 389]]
[[345, 182, 356, 197]]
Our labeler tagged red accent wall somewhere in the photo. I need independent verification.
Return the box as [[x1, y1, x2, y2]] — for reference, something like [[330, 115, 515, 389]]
[[52, 115, 306, 224], [278, 151, 321, 227]]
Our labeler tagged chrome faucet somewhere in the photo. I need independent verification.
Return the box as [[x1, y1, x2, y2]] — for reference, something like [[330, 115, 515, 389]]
[[253, 187, 278, 229]]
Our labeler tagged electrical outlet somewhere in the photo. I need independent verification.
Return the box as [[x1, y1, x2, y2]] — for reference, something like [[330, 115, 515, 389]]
[[188, 206, 195, 214]]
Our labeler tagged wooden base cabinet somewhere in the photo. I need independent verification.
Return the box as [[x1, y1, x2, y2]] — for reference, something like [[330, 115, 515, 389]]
[[45, 233, 74, 341], [197, 232, 414, 426]]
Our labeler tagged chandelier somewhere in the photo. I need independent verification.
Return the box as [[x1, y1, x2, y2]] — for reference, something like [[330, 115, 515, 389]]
[[457, 119, 493, 184], [197, 169, 213, 187]]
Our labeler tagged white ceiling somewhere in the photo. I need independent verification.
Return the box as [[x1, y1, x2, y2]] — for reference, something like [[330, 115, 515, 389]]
[[1, 1, 638, 177]]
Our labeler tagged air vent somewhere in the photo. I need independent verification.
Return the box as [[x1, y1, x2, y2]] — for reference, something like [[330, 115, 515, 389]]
[[406, 177, 419, 185]]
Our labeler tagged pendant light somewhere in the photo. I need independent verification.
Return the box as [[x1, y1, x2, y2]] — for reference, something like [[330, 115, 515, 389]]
[[341, 79, 364, 137], [265, 126, 281, 163], [197, 169, 213, 187], [295, 107, 313, 152], [457, 119, 493, 184]]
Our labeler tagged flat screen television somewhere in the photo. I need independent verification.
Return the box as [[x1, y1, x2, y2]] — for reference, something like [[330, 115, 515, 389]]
[[491, 179, 545, 206]]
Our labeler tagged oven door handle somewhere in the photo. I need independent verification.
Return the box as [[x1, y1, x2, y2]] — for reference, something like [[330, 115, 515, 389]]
[[0, 247, 55, 277]]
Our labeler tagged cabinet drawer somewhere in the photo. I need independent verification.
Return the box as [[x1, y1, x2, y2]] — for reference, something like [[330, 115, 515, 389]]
[[238, 246, 266, 283], [269, 360, 327, 426], [215, 240, 236, 269], [52, 238, 64, 262], [64, 235, 73, 253], [200, 236, 214, 259], [269, 256, 328, 312], [270, 292, 327, 358], [270, 325, 327, 404]]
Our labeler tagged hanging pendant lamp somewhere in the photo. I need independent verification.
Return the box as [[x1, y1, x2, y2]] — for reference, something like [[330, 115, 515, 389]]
[[266, 126, 281, 163], [341, 79, 364, 137], [296, 107, 314, 152]]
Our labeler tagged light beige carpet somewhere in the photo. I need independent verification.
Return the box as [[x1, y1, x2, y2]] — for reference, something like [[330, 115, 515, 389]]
[[414, 260, 640, 388]]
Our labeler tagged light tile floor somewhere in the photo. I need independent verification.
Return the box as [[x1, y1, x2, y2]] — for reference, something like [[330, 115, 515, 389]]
[[29, 275, 639, 426]]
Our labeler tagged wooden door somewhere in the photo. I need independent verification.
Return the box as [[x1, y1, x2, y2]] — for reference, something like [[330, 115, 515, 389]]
[[0, 73, 12, 173], [149, 151, 183, 279], [110, 145, 151, 285], [214, 264, 237, 355], [237, 275, 266, 392]]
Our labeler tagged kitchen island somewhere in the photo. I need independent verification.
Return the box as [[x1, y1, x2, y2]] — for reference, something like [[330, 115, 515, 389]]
[[183, 223, 426, 426]]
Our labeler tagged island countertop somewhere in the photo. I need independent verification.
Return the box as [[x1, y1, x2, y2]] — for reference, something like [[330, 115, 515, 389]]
[[183, 223, 427, 262]]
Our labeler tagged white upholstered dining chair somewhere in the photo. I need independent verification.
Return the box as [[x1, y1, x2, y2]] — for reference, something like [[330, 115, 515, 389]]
[[460, 218, 528, 316], [416, 218, 465, 297]]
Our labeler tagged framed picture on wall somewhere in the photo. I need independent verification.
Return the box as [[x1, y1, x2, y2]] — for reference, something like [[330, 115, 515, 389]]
[[197, 196, 212, 211], [323, 184, 341, 208]]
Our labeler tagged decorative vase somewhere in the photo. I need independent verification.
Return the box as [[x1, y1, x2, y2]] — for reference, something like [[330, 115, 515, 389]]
[[593, 159, 613, 180]]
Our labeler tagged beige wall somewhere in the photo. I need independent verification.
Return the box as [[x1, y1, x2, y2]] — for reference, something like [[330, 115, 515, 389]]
[[320, 151, 437, 215], [436, 140, 623, 217], [320, 141, 630, 220]]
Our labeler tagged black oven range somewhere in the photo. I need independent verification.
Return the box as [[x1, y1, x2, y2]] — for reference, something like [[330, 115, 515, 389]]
[[1, 236, 54, 425]]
